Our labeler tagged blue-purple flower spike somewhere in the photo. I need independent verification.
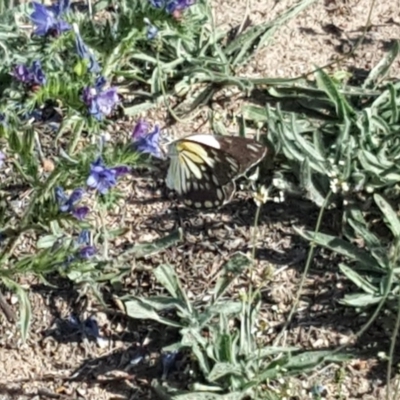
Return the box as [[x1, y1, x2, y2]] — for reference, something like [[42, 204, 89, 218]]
[[13, 61, 46, 87], [58, 187, 84, 212], [148, 0, 195, 13], [72, 206, 90, 221], [73, 23, 100, 73], [86, 157, 130, 194], [82, 77, 119, 120], [132, 119, 149, 140], [55, 187, 89, 220], [30, 0, 71, 37], [132, 122, 163, 159], [77, 229, 90, 246], [79, 245, 97, 259]]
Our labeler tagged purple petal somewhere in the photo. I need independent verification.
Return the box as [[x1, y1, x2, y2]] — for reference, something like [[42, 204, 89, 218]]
[[112, 166, 131, 177], [131, 119, 149, 139], [86, 174, 99, 190], [54, 20, 71, 34], [31, 2, 55, 35], [133, 125, 162, 158], [96, 87, 119, 116], [13, 65, 31, 83], [82, 86, 96, 105], [79, 245, 96, 259], [73, 206, 90, 220], [31, 61, 46, 85], [77, 229, 90, 245], [30, 1, 71, 36], [75, 30, 100, 73], [94, 76, 107, 91], [55, 186, 68, 204], [68, 187, 84, 204], [50, 0, 71, 16]]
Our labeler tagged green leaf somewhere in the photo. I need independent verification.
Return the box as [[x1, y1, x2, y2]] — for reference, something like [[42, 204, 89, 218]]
[[347, 215, 388, 268], [123, 102, 155, 116], [153, 264, 191, 308], [374, 194, 400, 239], [339, 293, 383, 307], [242, 104, 269, 123], [73, 59, 87, 77], [3, 278, 31, 343], [315, 68, 354, 120], [213, 253, 251, 300], [248, 346, 299, 362], [387, 83, 399, 124], [207, 302, 242, 316], [285, 350, 351, 370], [122, 229, 183, 259], [152, 383, 246, 400], [300, 159, 327, 207], [295, 228, 379, 270], [339, 264, 377, 294], [124, 298, 183, 328], [37, 234, 63, 249], [363, 40, 400, 89], [208, 362, 243, 382]]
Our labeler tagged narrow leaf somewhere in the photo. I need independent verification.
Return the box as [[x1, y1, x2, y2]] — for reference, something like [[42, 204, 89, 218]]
[[374, 194, 400, 239], [339, 264, 377, 294], [295, 228, 378, 269]]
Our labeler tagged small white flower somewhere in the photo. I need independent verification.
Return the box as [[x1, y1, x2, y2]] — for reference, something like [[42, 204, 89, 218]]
[[253, 185, 269, 207]]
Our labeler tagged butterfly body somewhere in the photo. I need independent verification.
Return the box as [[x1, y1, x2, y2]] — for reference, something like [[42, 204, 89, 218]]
[[166, 134, 267, 208]]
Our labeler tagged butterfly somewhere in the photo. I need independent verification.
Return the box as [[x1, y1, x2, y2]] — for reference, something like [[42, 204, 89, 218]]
[[165, 134, 267, 208]]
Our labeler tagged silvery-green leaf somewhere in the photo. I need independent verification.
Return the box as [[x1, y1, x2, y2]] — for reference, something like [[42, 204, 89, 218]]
[[374, 194, 400, 239], [124, 298, 183, 328], [339, 264, 377, 294], [363, 40, 399, 89], [295, 229, 378, 269], [339, 293, 382, 307]]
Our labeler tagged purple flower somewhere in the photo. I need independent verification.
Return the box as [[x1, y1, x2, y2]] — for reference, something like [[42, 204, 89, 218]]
[[132, 119, 149, 139], [30, 0, 71, 37], [56, 187, 83, 212], [86, 157, 130, 194], [166, 0, 195, 13], [73, 24, 100, 73], [72, 206, 90, 221], [79, 245, 96, 259], [13, 60, 46, 87], [0, 151, 5, 168], [131, 122, 162, 158], [55, 187, 89, 220], [77, 229, 90, 245], [82, 77, 118, 120], [149, 0, 195, 13]]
